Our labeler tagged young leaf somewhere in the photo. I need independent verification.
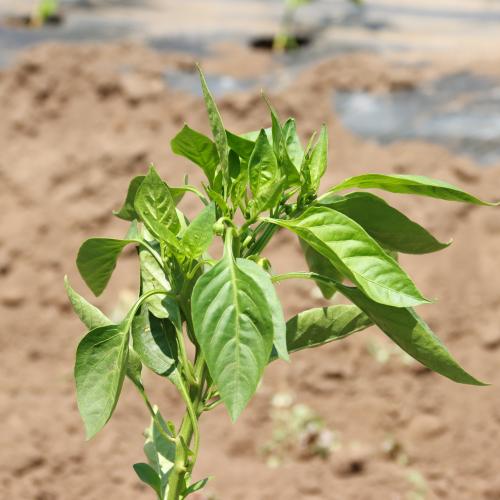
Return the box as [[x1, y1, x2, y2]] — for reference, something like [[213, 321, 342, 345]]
[[303, 124, 328, 192], [181, 202, 216, 259], [77, 238, 137, 296], [75, 323, 129, 439], [248, 129, 285, 216], [133, 463, 162, 499], [131, 308, 179, 377], [126, 347, 144, 391], [197, 66, 229, 185], [300, 240, 343, 299], [135, 166, 180, 236], [171, 125, 219, 185], [282, 118, 304, 170], [139, 244, 181, 328], [191, 239, 275, 421], [226, 130, 255, 160], [319, 192, 451, 254], [329, 173, 499, 206], [285, 305, 372, 353], [337, 283, 485, 385], [265, 207, 429, 308], [228, 149, 248, 208], [64, 275, 112, 329], [185, 477, 211, 496], [236, 258, 288, 362], [114, 175, 145, 221]]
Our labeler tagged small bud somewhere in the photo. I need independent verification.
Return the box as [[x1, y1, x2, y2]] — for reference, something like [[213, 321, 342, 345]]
[[213, 218, 225, 236]]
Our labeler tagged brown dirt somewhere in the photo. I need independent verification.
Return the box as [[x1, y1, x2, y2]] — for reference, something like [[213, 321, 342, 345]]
[[1, 42, 500, 500]]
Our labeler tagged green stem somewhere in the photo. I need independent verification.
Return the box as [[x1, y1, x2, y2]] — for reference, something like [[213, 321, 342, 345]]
[[272, 271, 337, 287]]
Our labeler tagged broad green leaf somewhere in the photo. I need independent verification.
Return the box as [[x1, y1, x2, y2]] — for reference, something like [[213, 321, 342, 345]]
[[77, 238, 136, 296], [133, 463, 161, 499], [265, 207, 429, 308], [114, 175, 145, 221], [135, 166, 180, 236], [329, 173, 498, 206], [132, 307, 178, 377], [300, 240, 343, 299], [282, 118, 304, 170], [197, 67, 229, 184], [303, 124, 327, 192], [319, 192, 450, 254], [226, 130, 255, 159], [171, 125, 219, 184], [248, 129, 285, 216], [75, 323, 129, 438], [181, 202, 216, 259], [191, 241, 275, 420], [64, 275, 112, 329], [237, 258, 288, 362], [138, 244, 180, 326], [337, 283, 485, 385], [285, 305, 372, 353]]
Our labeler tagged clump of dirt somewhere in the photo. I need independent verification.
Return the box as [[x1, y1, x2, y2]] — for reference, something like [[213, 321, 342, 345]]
[[0, 42, 499, 500]]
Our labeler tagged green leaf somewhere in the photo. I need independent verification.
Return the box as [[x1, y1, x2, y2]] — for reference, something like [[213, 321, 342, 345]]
[[126, 347, 144, 391], [226, 130, 255, 159], [282, 118, 304, 170], [329, 173, 499, 206], [171, 125, 219, 184], [248, 129, 285, 216], [181, 202, 216, 259], [229, 149, 248, 208], [265, 206, 429, 308], [236, 258, 288, 362], [75, 323, 129, 439], [135, 166, 180, 236], [197, 66, 229, 185], [131, 307, 178, 377], [113, 175, 145, 221], [77, 238, 136, 296], [191, 240, 275, 421], [300, 240, 343, 299], [319, 192, 451, 254], [302, 124, 327, 192], [133, 463, 161, 499], [285, 305, 372, 353], [139, 244, 181, 327], [64, 276, 112, 329], [185, 477, 211, 496], [337, 283, 485, 385]]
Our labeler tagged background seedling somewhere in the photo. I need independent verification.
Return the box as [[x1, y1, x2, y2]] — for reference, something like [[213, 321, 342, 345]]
[[66, 67, 497, 499]]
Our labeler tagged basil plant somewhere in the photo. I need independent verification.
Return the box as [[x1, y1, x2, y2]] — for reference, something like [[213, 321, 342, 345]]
[[66, 68, 497, 499]]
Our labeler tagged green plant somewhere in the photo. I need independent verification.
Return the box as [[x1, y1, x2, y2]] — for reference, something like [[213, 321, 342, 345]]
[[66, 67, 497, 499], [33, 0, 59, 24]]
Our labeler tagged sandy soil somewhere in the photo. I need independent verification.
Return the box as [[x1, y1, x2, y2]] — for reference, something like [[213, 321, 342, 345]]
[[1, 42, 500, 500]]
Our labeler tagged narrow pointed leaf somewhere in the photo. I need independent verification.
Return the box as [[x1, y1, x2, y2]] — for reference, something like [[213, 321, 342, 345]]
[[191, 245, 275, 421], [171, 125, 219, 184], [248, 129, 285, 215], [285, 305, 372, 353], [337, 283, 485, 385], [135, 166, 180, 236], [75, 323, 129, 439], [64, 276, 112, 329], [185, 477, 211, 495], [114, 175, 145, 221], [197, 66, 229, 183], [319, 192, 451, 254], [300, 240, 343, 299], [265, 207, 429, 308], [304, 124, 328, 191], [133, 463, 161, 498], [181, 202, 216, 259], [77, 238, 136, 296], [237, 258, 288, 362], [282, 118, 304, 170], [329, 173, 498, 206]]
